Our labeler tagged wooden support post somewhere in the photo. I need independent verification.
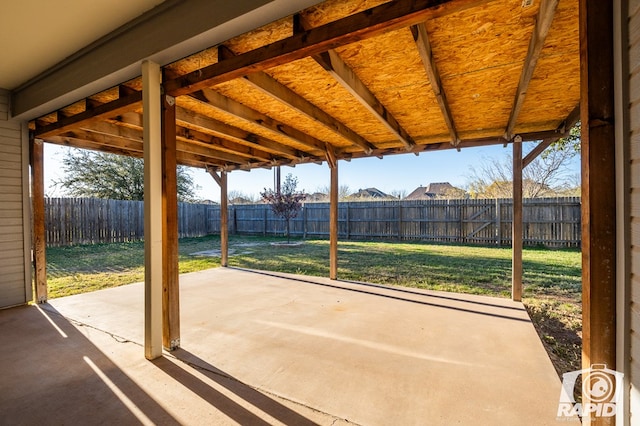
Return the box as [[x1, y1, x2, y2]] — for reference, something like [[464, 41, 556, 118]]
[[206, 167, 229, 267], [142, 60, 163, 360], [220, 171, 228, 267], [329, 161, 338, 280], [512, 140, 523, 302], [30, 137, 47, 303], [161, 93, 180, 351], [580, 0, 616, 423]]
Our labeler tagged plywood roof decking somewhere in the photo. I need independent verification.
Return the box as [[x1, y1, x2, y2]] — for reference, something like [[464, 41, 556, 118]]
[[33, 0, 580, 172]]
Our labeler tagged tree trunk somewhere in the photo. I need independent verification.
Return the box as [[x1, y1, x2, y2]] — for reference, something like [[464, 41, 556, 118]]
[[286, 218, 290, 243]]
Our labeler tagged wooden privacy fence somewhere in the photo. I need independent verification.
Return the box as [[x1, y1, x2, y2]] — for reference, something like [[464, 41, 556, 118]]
[[224, 197, 581, 248], [45, 198, 211, 246], [45, 197, 581, 248]]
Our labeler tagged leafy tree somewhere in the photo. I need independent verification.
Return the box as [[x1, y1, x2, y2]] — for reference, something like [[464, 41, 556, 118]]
[[55, 148, 198, 202], [261, 173, 306, 243], [547, 122, 581, 156]]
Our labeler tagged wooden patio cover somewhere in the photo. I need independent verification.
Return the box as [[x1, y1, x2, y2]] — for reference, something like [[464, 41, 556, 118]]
[[31, 0, 580, 171]]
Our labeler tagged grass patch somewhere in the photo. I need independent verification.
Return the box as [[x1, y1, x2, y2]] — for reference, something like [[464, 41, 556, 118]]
[[47, 234, 581, 376]]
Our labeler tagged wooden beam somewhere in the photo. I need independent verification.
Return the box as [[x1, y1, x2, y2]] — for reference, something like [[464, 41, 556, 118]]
[[411, 23, 460, 147], [106, 109, 280, 162], [162, 94, 180, 351], [206, 168, 229, 266], [35, 89, 142, 138], [220, 171, 229, 267], [312, 50, 416, 150], [176, 136, 251, 164], [580, 0, 616, 422], [207, 166, 222, 186], [46, 131, 143, 155], [522, 138, 557, 168], [174, 106, 305, 159], [43, 132, 224, 169], [30, 137, 47, 303], [192, 89, 328, 153], [559, 103, 581, 133], [163, 0, 489, 96], [329, 160, 338, 280], [175, 125, 274, 162], [325, 143, 337, 169], [504, 0, 560, 141], [142, 60, 163, 361], [243, 72, 376, 154], [512, 140, 523, 302]]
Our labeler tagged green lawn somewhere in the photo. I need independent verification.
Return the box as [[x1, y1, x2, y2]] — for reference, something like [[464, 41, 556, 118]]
[[47, 234, 581, 375]]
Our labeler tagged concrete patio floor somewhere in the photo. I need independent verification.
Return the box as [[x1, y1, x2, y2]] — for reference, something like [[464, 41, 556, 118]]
[[0, 268, 563, 425]]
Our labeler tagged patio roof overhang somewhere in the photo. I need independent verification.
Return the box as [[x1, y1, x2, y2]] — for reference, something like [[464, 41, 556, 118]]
[[24, 0, 620, 404], [30, 0, 580, 172]]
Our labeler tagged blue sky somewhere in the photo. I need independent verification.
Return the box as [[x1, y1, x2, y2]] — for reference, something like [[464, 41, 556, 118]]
[[43, 142, 580, 202]]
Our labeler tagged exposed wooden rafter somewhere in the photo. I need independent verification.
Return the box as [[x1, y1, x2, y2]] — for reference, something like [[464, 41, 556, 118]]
[[192, 89, 329, 153], [289, 15, 416, 152], [163, 0, 488, 96], [216, 43, 375, 154], [411, 23, 460, 148], [35, 88, 142, 137], [174, 105, 308, 160], [108, 108, 296, 163], [243, 71, 376, 154], [504, 0, 560, 141], [522, 138, 556, 168], [313, 50, 416, 151]]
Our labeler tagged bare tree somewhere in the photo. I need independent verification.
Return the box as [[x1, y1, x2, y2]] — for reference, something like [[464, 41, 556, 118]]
[[466, 142, 578, 199], [227, 190, 257, 204], [261, 174, 306, 243], [316, 184, 352, 201], [389, 189, 408, 199]]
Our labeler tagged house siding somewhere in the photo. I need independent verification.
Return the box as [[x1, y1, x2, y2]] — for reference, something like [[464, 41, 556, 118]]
[[0, 89, 29, 308]]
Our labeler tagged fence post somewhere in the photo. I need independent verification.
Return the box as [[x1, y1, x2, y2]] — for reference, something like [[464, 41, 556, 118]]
[[346, 202, 351, 240], [459, 201, 464, 243], [397, 202, 403, 240], [495, 199, 502, 246], [303, 203, 307, 239], [232, 206, 237, 235], [263, 207, 267, 236]]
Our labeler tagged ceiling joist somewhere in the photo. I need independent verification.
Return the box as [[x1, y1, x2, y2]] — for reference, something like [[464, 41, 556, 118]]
[[243, 71, 376, 154], [191, 88, 329, 153], [35, 89, 142, 138], [162, 0, 488, 96], [504, 0, 560, 141], [312, 50, 416, 151], [411, 23, 460, 148]]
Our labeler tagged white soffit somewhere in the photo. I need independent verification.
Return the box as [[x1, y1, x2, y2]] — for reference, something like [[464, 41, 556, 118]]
[[1, 0, 165, 90]]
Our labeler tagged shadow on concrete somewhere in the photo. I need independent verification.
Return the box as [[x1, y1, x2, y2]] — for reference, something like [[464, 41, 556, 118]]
[[154, 349, 320, 426], [0, 304, 179, 425], [230, 267, 530, 323]]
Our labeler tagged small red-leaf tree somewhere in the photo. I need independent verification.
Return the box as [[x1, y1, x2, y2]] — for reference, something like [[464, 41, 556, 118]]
[[260, 173, 306, 243]]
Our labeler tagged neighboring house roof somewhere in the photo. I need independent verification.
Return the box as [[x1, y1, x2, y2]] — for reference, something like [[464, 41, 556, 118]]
[[350, 188, 391, 199], [405, 182, 460, 200], [305, 192, 328, 202], [229, 197, 253, 204]]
